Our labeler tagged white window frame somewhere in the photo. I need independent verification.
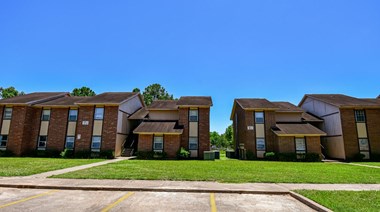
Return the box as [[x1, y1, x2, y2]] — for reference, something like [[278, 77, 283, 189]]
[[189, 137, 198, 150], [94, 107, 104, 120], [153, 136, 163, 152], [295, 137, 306, 154], [354, 110, 366, 123], [65, 136, 75, 150], [256, 138, 266, 151], [3, 108, 12, 120], [68, 109, 78, 122], [358, 138, 369, 151], [91, 136, 101, 152], [189, 109, 198, 122], [41, 109, 51, 121], [255, 112, 264, 124], [0, 135, 8, 149], [38, 136, 47, 150]]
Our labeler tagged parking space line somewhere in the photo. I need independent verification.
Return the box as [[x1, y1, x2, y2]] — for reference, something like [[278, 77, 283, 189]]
[[0, 190, 60, 209], [101, 192, 135, 212], [210, 193, 217, 212]]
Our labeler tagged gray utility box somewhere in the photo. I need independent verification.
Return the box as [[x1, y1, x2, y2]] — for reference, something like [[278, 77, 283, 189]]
[[204, 151, 215, 160]]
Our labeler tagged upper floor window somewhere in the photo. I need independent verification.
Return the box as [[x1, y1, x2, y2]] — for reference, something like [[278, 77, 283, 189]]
[[255, 112, 264, 124], [189, 109, 198, 122], [94, 108, 104, 120], [41, 109, 51, 121], [3, 108, 12, 120], [153, 136, 164, 152], [68, 109, 78, 121], [355, 110, 366, 123], [295, 137, 306, 154]]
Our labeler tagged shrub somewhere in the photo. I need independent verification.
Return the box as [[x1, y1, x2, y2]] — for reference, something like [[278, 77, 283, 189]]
[[352, 153, 366, 162], [136, 151, 167, 160], [278, 153, 297, 162], [177, 147, 190, 159], [246, 150, 256, 160], [0, 150, 15, 157], [264, 152, 277, 161], [303, 153, 322, 162], [99, 150, 115, 159], [73, 151, 92, 159], [60, 149, 74, 158], [23, 150, 61, 158], [371, 154, 380, 162]]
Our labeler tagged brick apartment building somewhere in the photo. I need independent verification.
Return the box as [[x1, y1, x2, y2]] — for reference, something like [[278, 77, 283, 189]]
[[0, 92, 145, 156], [299, 94, 380, 160], [231, 99, 326, 159], [133, 97, 213, 159]]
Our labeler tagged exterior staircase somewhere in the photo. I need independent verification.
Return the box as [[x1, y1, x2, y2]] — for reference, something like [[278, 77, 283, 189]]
[[121, 134, 138, 157]]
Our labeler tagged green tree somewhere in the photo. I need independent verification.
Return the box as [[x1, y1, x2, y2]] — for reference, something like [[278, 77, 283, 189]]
[[132, 88, 140, 93], [210, 131, 220, 146], [224, 124, 234, 148], [141, 83, 175, 106], [71, 86, 96, 96], [0, 86, 25, 99]]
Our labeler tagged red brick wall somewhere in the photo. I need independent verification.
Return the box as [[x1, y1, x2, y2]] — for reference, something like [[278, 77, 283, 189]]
[[198, 108, 210, 159], [47, 108, 68, 151], [340, 109, 359, 159], [265, 111, 276, 152], [102, 106, 118, 151], [178, 108, 189, 148], [138, 134, 153, 151], [306, 136, 321, 154], [0, 106, 4, 130], [7, 106, 27, 155], [244, 110, 255, 154], [366, 109, 380, 155], [277, 137, 295, 153], [75, 106, 94, 152], [164, 134, 181, 158], [22, 107, 42, 153]]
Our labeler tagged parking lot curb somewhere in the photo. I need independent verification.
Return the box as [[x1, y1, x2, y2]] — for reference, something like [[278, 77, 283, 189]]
[[289, 191, 332, 212]]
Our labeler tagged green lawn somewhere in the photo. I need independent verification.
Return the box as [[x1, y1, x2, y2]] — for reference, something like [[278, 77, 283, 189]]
[[353, 162, 380, 167], [52, 160, 380, 183], [296, 190, 380, 212], [0, 158, 104, 176]]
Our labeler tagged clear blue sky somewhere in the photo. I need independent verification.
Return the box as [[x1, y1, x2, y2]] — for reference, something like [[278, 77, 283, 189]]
[[1, 1, 379, 133]]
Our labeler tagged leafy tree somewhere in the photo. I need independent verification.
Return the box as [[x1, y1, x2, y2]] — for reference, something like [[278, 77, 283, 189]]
[[224, 124, 233, 142], [71, 86, 96, 96], [132, 88, 140, 93], [210, 125, 234, 149], [141, 83, 175, 106], [210, 131, 220, 146], [0, 86, 25, 99]]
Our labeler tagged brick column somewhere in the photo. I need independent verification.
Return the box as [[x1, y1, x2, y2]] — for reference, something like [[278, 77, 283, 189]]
[[48, 108, 69, 151], [164, 134, 181, 158], [102, 106, 118, 151], [178, 108, 189, 148], [75, 106, 94, 152], [198, 107, 210, 159], [137, 134, 153, 151]]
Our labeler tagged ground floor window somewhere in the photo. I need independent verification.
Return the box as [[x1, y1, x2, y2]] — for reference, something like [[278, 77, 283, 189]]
[[65, 136, 75, 150], [91, 136, 101, 152], [0, 135, 8, 149], [358, 138, 370, 158], [256, 138, 265, 151], [189, 137, 198, 150], [153, 136, 163, 152], [295, 137, 306, 154], [38, 136, 47, 150]]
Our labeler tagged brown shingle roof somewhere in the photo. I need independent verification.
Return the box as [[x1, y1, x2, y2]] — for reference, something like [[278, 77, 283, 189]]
[[35, 96, 88, 107], [272, 123, 326, 136], [235, 98, 278, 110], [148, 100, 178, 110], [301, 112, 323, 122], [0, 92, 69, 105], [133, 122, 183, 134], [272, 102, 304, 112], [177, 96, 213, 107], [301, 94, 380, 108], [77, 92, 139, 105], [128, 107, 149, 120]]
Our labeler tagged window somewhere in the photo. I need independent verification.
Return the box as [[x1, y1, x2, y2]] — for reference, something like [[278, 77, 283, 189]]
[[358, 138, 369, 151], [0, 135, 8, 149], [65, 136, 75, 150], [91, 136, 101, 151], [41, 109, 51, 121], [94, 108, 104, 120], [255, 112, 264, 124], [3, 108, 12, 120], [153, 136, 163, 152], [355, 110, 366, 123], [295, 137, 306, 154], [38, 136, 47, 150], [189, 137, 198, 150], [189, 109, 198, 122], [256, 138, 265, 151], [68, 109, 78, 121]]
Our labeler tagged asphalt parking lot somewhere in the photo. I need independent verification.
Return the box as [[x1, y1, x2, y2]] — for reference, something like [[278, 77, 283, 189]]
[[0, 188, 314, 212]]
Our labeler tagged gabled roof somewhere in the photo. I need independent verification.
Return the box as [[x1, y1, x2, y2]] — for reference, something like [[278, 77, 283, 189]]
[[148, 100, 178, 110], [299, 94, 380, 108], [301, 112, 323, 122], [272, 102, 304, 112], [230, 98, 278, 120], [177, 96, 213, 107], [76, 92, 140, 105], [133, 122, 183, 134], [0, 92, 69, 106], [128, 107, 149, 120], [272, 123, 326, 136], [35, 96, 88, 107]]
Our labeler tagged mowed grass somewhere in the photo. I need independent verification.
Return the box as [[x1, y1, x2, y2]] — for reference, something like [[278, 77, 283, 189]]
[[296, 190, 380, 212], [53, 160, 380, 183], [353, 162, 380, 167], [0, 158, 104, 176]]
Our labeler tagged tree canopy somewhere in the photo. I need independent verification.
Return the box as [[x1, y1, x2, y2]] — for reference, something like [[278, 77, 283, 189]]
[[133, 83, 175, 106], [210, 124, 234, 149], [71, 86, 96, 96], [0, 86, 24, 99]]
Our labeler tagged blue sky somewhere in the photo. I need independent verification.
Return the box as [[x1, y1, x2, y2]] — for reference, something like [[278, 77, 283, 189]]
[[1, 0, 379, 133]]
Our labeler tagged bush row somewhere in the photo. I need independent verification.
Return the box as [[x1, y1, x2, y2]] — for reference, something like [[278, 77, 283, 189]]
[[0, 149, 115, 159], [244, 151, 322, 162]]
